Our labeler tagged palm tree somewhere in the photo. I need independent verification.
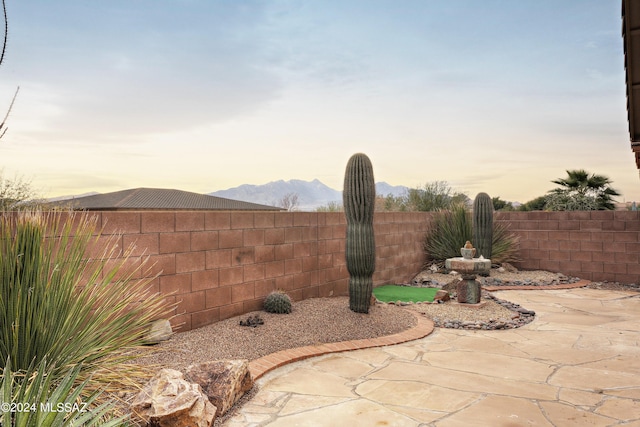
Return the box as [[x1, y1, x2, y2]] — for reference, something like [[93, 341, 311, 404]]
[[550, 169, 621, 210]]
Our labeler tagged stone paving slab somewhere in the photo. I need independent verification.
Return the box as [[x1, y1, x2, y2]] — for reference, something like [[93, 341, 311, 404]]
[[248, 309, 435, 380], [224, 287, 640, 426]]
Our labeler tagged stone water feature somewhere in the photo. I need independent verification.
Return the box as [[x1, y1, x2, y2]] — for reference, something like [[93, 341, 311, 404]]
[[445, 241, 491, 304]]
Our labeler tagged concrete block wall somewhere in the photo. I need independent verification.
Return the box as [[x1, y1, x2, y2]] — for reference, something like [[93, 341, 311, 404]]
[[496, 211, 640, 284], [92, 211, 431, 332], [39, 209, 639, 332]]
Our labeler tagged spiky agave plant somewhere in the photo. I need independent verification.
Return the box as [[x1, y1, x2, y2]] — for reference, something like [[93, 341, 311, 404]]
[[0, 210, 172, 397], [424, 204, 519, 265]]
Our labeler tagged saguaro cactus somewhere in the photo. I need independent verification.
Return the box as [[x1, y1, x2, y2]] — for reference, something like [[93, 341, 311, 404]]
[[473, 192, 493, 259], [343, 153, 376, 313]]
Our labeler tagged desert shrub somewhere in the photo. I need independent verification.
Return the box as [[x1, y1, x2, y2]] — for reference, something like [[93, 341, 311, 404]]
[[0, 210, 172, 402], [406, 181, 468, 212], [424, 204, 519, 264], [544, 190, 598, 211], [0, 358, 127, 426], [518, 195, 548, 211]]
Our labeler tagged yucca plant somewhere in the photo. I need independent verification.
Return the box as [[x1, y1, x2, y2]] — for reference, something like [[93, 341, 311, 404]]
[[424, 204, 519, 264], [0, 210, 172, 398], [0, 357, 128, 426]]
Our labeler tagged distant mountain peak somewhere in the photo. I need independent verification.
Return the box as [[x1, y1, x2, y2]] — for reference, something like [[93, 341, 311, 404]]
[[209, 179, 408, 211]]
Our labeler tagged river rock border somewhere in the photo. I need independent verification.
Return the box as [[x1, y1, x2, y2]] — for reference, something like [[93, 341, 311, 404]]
[[431, 292, 536, 330]]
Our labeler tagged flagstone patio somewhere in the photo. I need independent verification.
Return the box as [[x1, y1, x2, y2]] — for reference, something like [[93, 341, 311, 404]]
[[223, 287, 640, 426]]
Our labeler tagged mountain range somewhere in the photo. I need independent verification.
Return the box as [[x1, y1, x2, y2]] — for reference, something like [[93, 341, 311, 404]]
[[209, 179, 409, 211]]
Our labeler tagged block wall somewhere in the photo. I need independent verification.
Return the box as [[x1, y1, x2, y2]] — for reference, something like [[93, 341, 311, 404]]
[[496, 211, 640, 284], [42, 209, 640, 332], [92, 211, 432, 332]]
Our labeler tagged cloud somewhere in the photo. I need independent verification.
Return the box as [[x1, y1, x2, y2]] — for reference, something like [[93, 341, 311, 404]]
[[8, 1, 287, 140]]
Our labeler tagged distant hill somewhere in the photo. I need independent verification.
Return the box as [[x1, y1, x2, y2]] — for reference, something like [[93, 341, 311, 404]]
[[209, 179, 409, 211]]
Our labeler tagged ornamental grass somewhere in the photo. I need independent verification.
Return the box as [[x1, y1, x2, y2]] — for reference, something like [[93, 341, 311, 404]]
[[0, 210, 173, 423]]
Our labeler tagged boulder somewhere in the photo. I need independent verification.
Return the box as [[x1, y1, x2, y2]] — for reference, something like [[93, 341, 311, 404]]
[[185, 360, 254, 418], [131, 368, 216, 427], [434, 290, 450, 302], [144, 319, 173, 344]]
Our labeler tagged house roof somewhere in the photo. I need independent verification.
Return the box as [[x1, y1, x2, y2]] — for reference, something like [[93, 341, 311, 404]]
[[46, 188, 284, 211], [622, 0, 640, 168]]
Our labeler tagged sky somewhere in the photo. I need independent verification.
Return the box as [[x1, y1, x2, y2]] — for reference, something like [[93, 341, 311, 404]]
[[0, 0, 635, 204]]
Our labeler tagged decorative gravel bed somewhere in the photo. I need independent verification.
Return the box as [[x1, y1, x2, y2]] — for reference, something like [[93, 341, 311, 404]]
[[137, 269, 640, 368], [405, 292, 537, 330], [407, 267, 638, 330], [135, 297, 418, 370]]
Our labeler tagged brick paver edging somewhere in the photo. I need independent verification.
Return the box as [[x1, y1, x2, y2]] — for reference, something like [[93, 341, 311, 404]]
[[248, 280, 591, 380], [482, 279, 591, 292], [248, 310, 434, 380]]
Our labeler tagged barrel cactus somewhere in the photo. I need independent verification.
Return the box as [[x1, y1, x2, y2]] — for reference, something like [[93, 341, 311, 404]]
[[343, 153, 376, 313], [472, 192, 493, 260], [263, 290, 292, 314]]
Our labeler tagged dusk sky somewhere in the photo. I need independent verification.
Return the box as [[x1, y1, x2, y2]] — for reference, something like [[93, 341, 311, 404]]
[[0, 0, 635, 204]]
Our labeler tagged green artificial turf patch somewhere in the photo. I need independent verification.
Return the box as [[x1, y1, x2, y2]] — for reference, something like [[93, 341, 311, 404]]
[[372, 285, 440, 303]]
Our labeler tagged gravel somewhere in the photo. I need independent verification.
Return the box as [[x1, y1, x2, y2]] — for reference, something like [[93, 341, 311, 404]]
[[135, 297, 417, 370], [135, 268, 639, 369]]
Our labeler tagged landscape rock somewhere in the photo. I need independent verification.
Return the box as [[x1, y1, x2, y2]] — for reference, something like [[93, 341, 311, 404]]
[[144, 319, 173, 344], [239, 315, 264, 327], [433, 290, 450, 302], [500, 262, 519, 273], [185, 360, 254, 418], [131, 368, 216, 427]]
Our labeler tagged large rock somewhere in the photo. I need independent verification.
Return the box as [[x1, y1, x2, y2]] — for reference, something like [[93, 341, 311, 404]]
[[499, 262, 518, 273], [144, 319, 173, 344], [185, 360, 254, 418], [131, 368, 216, 427], [434, 289, 450, 302]]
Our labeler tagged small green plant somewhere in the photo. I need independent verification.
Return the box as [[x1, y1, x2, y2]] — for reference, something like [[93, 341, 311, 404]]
[[424, 204, 519, 264], [263, 290, 292, 314]]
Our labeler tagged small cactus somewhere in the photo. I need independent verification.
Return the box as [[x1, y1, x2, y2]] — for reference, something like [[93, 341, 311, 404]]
[[263, 290, 292, 314], [473, 192, 493, 260]]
